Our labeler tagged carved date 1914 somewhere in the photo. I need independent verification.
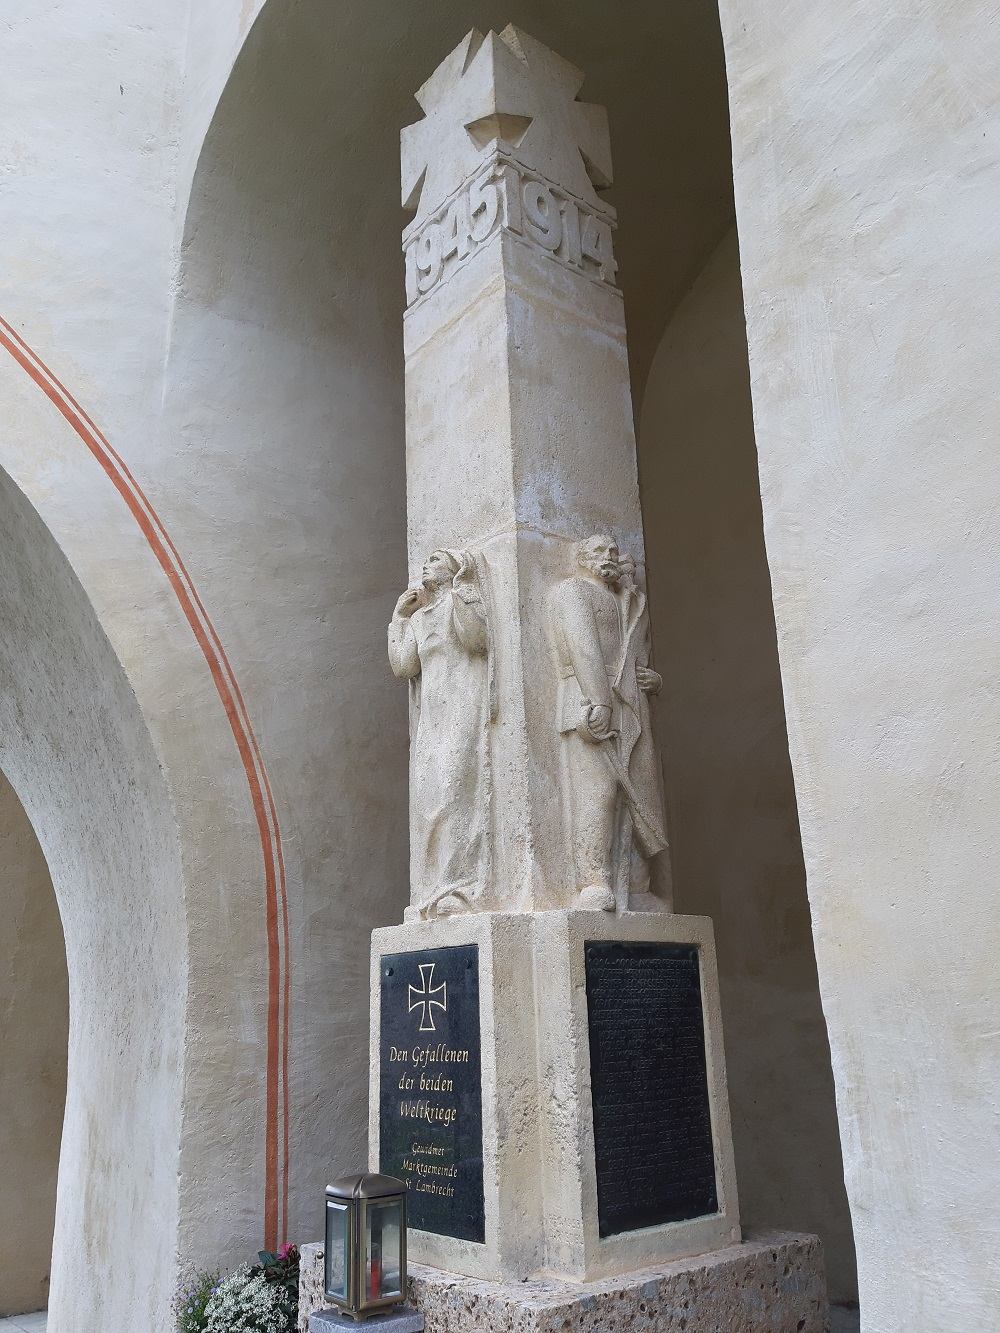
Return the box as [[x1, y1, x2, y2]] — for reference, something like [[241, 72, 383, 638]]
[[404, 154, 617, 305]]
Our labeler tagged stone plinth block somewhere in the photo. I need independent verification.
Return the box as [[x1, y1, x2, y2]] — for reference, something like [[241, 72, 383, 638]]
[[309, 1306, 424, 1332], [299, 1231, 826, 1332], [370, 911, 740, 1283], [534, 910, 740, 1280]]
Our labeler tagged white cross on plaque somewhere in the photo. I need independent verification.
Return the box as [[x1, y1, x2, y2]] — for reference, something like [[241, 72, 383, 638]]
[[409, 962, 448, 1033]]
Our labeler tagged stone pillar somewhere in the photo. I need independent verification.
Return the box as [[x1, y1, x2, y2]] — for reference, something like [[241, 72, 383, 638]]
[[397, 25, 664, 916], [363, 26, 825, 1326]]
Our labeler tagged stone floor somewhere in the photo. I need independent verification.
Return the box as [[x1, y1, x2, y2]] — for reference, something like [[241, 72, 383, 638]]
[[0, 1307, 858, 1333]]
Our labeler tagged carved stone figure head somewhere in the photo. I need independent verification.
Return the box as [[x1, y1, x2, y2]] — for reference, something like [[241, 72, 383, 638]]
[[577, 534, 621, 586], [421, 549, 461, 590]]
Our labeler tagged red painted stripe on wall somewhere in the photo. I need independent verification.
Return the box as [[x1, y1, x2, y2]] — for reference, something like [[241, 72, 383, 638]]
[[0, 313, 290, 1250]]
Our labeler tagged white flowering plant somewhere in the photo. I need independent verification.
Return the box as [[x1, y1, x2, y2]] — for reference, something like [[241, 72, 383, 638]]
[[203, 1264, 290, 1333], [176, 1243, 298, 1333]]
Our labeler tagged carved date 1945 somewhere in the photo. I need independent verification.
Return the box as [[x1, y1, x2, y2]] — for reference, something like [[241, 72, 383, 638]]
[[404, 154, 617, 305]]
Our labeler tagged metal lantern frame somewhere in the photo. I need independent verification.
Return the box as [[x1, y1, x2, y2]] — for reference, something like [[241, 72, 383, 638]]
[[325, 1172, 408, 1321]]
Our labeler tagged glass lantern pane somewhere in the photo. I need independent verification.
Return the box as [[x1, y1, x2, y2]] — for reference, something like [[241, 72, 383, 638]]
[[325, 1200, 350, 1302], [366, 1199, 403, 1300]]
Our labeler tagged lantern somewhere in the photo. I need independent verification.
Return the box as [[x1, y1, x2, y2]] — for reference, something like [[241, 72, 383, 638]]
[[325, 1173, 407, 1320]]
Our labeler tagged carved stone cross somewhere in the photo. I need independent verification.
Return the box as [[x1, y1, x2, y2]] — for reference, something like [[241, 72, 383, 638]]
[[401, 25, 613, 226]]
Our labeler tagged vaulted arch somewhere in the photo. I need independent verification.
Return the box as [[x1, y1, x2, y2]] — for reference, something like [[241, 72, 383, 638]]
[[0, 464, 186, 1330], [0, 1, 856, 1323]]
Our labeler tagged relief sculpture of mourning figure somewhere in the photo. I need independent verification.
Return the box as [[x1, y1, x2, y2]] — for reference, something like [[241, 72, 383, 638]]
[[388, 549, 494, 919], [549, 534, 669, 911]]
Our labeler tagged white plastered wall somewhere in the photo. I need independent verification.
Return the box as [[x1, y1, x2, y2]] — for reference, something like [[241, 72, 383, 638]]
[[0, 468, 186, 1332], [719, 2, 1000, 1326], [1, 0, 304, 1306], [0, 773, 66, 1318], [166, 2, 413, 1243]]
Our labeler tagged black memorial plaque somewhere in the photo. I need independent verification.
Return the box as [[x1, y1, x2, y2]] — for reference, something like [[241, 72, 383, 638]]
[[379, 944, 485, 1243], [585, 941, 718, 1237]]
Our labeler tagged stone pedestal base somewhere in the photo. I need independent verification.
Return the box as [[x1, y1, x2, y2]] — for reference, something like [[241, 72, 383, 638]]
[[300, 1232, 827, 1333], [371, 910, 740, 1281]]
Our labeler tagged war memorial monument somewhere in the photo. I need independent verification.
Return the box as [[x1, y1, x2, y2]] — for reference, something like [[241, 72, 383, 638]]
[[301, 24, 826, 1332]]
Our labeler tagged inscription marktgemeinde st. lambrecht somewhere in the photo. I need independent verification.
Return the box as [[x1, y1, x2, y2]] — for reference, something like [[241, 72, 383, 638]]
[[586, 941, 719, 1237], [379, 944, 485, 1243]]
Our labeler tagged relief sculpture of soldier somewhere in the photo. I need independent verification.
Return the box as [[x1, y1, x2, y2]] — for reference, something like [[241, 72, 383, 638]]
[[549, 534, 669, 911], [388, 549, 494, 919]]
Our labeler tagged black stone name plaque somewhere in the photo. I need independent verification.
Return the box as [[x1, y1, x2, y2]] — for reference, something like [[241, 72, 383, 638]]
[[379, 943, 485, 1243], [585, 941, 719, 1237]]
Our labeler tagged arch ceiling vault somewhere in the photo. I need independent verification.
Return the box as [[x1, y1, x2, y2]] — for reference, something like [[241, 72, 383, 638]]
[[0, 0, 869, 1327]]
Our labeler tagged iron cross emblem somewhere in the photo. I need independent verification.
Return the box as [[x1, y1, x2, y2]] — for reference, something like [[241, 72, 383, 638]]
[[409, 962, 448, 1033]]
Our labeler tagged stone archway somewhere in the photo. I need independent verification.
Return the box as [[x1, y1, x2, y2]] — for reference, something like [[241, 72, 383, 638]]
[[0, 466, 187, 1331], [7, 2, 997, 1327], [0, 771, 66, 1320]]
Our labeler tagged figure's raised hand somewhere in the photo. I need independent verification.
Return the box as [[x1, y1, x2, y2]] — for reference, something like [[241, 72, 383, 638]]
[[394, 587, 422, 619]]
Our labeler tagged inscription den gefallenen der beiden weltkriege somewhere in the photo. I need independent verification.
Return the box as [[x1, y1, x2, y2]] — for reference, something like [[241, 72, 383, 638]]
[[379, 944, 485, 1244]]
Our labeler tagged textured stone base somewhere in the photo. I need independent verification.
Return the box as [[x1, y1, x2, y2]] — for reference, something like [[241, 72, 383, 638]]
[[299, 1244, 326, 1333], [300, 1231, 827, 1333]]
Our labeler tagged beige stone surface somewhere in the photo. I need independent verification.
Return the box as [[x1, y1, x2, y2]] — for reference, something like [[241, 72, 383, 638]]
[[0, 776, 66, 1318], [299, 1230, 826, 1333]]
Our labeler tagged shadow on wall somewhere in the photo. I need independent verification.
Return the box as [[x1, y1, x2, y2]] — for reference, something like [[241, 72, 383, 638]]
[[637, 229, 859, 1305], [0, 773, 67, 1318]]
